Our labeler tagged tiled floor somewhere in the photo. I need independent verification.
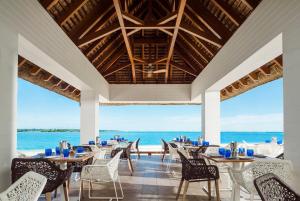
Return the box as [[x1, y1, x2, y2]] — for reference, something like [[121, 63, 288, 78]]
[[48, 155, 235, 201]]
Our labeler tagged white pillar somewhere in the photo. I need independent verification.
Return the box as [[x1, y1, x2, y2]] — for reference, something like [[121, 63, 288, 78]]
[[80, 91, 99, 144], [0, 27, 18, 190], [283, 19, 300, 186], [201, 91, 221, 145]]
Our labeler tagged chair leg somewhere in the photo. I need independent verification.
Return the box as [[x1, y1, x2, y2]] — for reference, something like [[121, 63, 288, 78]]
[[161, 150, 166, 161], [176, 178, 184, 200], [215, 179, 220, 201], [118, 176, 124, 199], [63, 182, 69, 201], [182, 181, 189, 201], [78, 180, 83, 201], [45, 192, 51, 201], [137, 148, 140, 159], [128, 158, 134, 175], [208, 180, 211, 200]]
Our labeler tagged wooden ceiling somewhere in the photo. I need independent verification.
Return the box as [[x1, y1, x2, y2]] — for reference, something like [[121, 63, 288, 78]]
[[37, 0, 262, 84], [18, 0, 284, 103]]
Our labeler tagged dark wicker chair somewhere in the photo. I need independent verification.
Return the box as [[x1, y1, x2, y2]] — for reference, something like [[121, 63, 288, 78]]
[[161, 139, 169, 162], [71, 146, 94, 172], [190, 146, 207, 159], [131, 138, 141, 159], [254, 173, 300, 201], [176, 151, 220, 201], [11, 158, 73, 201], [111, 142, 134, 175], [276, 153, 284, 159]]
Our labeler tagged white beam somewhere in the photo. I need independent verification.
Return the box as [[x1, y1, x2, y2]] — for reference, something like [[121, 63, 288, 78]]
[[283, 19, 300, 189], [191, 0, 300, 101], [0, 27, 18, 190], [0, 0, 109, 101], [80, 91, 99, 144], [201, 91, 220, 145], [109, 84, 193, 104]]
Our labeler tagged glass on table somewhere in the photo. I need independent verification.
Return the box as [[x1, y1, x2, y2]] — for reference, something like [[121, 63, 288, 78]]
[[101, 140, 107, 146], [45, 148, 52, 157], [238, 147, 245, 156], [225, 149, 231, 158], [76, 147, 84, 153], [219, 147, 226, 156], [63, 149, 70, 157], [247, 149, 254, 157], [89, 140, 95, 145], [192, 141, 199, 146], [55, 147, 60, 155]]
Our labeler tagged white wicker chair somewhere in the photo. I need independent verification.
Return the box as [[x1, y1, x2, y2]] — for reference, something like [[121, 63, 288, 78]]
[[79, 151, 123, 200], [90, 145, 107, 163], [166, 143, 189, 176], [0, 171, 47, 201], [229, 159, 293, 201]]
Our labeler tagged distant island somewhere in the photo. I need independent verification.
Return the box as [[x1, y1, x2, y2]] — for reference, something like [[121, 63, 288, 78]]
[[17, 129, 119, 133]]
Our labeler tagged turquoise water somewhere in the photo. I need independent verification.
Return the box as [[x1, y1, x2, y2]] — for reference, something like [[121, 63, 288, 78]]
[[17, 131, 284, 150]]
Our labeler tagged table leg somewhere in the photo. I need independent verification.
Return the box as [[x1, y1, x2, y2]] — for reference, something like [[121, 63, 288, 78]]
[[231, 163, 241, 201], [58, 163, 67, 201]]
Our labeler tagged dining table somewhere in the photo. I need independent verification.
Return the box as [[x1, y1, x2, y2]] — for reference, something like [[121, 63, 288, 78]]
[[201, 153, 254, 201], [34, 152, 95, 201]]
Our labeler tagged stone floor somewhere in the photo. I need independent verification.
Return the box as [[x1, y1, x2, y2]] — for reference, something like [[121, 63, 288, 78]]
[[45, 155, 238, 201]]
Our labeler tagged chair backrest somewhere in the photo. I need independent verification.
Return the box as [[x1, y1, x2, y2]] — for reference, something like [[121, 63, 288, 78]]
[[107, 151, 123, 180], [161, 139, 169, 151], [11, 158, 72, 194], [254, 173, 300, 201], [131, 138, 140, 150], [167, 143, 180, 160], [236, 159, 293, 193], [0, 171, 47, 201]]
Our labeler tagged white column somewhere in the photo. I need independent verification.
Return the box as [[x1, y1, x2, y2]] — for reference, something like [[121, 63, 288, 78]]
[[283, 19, 300, 186], [0, 27, 18, 190], [80, 91, 99, 144], [201, 91, 221, 145]]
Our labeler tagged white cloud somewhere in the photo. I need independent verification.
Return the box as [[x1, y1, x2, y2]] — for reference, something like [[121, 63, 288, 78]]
[[221, 113, 283, 132]]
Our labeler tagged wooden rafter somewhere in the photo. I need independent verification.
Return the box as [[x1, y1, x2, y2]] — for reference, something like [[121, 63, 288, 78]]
[[165, 0, 186, 83], [113, 0, 136, 83], [186, 2, 231, 40], [170, 61, 197, 77], [94, 42, 124, 69], [42, 0, 59, 10], [122, 12, 144, 25], [174, 46, 202, 73], [103, 62, 131, 77], [56, 0, 88, 26], [157, 11, 178, 25], [211, 0, 244, 26], [100, 48, 127, 73], [77, 23, 120, 47]]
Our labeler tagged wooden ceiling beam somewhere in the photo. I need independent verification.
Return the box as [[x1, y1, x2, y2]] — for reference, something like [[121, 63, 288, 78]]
[[273, 55, 283, 68], [94, 42, 124, 69], [122, 12, 144, 25], [165, 0, 187, 83], [124, 22, 175, 29], [174, 46, 202, 73], [133, 37, 168, 44], [77, 23, 120, 47], [70, 0, 114, 40], [211, 0, 244, 26], [157, 11, 178, 25], [127, 28, 142, 36], [178, 32, 210, 63], [186, 2, 231, 40], [41, 0, 59, 10], [170, 61, 197, 77], [133, 57, 167, 64], [89, 35, 123, 63], [103, 62, 131, 77], [18, 57, 27, 67], [100, 48, 127, 73], [179, 23, 223, 48], [57, 0, 88, 26], [31, 68, 43, 76], [113, 0, 136, 83], [240, 0, 259, 9]]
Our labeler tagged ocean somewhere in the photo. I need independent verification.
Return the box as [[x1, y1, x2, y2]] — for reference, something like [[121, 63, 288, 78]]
[[17, 131, 284, 150]]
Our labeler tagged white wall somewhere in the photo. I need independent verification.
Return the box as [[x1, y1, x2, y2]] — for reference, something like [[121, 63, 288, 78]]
[[283, 18, 300, 188], [109, 84, 192, 104], [0, 0, 109, 101], [0, 27, 18, 190]]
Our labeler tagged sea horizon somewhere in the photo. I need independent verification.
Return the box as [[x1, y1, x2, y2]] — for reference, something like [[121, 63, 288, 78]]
[[17, 130, 284, 150]]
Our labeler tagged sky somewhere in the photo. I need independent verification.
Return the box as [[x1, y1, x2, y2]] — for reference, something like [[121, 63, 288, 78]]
[[17, 78, 283, 131]]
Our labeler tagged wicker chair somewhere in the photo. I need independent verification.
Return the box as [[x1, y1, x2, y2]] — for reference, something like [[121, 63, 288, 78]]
[[131, 138, 141, 159], [0, 171, 47, 201], [229, 159, 293, 201], [254, 173, 300, 201], [111, 142, 134, 175], [11, 158, 73, 201], [276, 153, 284, 159], [161, 139, 169, 162], [176, 150, 220, 201], [80, 151, 123, 200]]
